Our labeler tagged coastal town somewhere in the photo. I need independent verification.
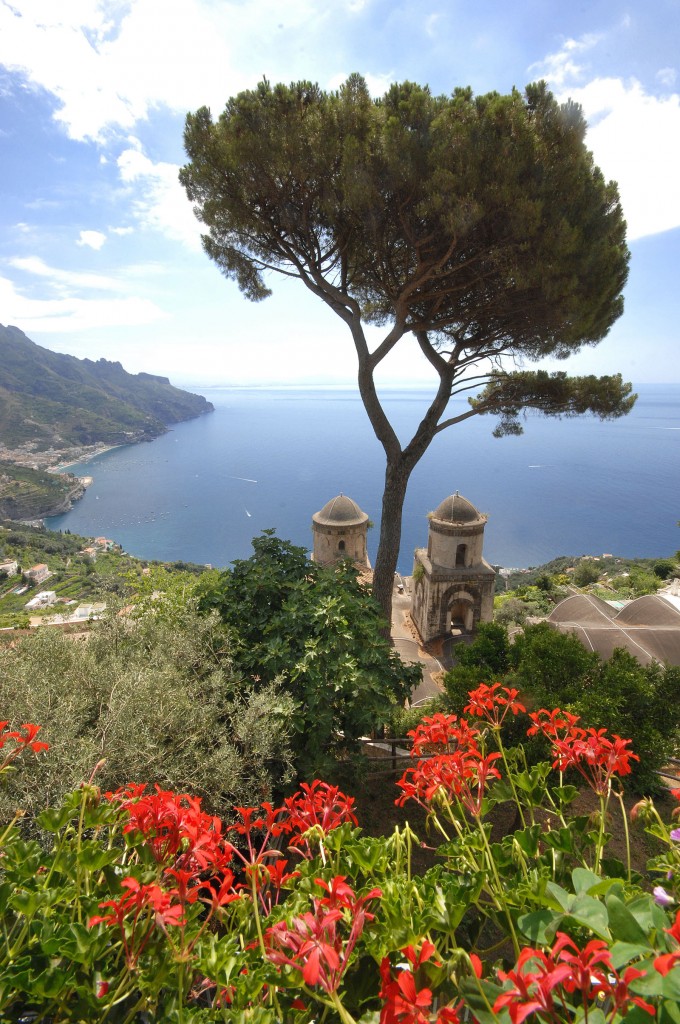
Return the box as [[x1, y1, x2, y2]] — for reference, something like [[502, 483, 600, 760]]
[[0, 439, 122, 472]]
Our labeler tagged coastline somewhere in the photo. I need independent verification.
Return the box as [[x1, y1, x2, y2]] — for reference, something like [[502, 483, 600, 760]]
[[0, 443, 125, 523], [50, 444, 125, 474]]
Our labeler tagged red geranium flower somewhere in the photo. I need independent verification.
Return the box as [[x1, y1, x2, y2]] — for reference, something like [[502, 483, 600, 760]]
[[527, 707, 581, 740], [396, 748, 501, 816], [89, 876, 184, 967], [465, 683, 526, 728], [0, 721, 49, 770], [495, 933, 654, 1022], [379, 944, 453, 1024], [280, 780, 358, 855], [550, 727, 638, 795], [265, 877, 380, 994], [408, 713, 480, 757]]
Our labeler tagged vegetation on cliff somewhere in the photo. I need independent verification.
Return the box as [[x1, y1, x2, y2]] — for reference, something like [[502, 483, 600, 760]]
[[0, 322, 213, 455], [0, 461, 85, 520], [0, 520, 205, 628], [496, 553, 680, 623]]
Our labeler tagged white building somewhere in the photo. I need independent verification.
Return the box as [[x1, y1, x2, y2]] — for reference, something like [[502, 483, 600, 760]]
[[25, 590, 57, 610]]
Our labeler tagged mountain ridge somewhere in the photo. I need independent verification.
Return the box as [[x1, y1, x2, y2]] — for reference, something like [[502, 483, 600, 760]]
[[0, 323, 214, 463]]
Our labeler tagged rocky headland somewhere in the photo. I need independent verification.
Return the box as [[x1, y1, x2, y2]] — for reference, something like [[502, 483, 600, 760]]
[[0, 323, 214, 519]]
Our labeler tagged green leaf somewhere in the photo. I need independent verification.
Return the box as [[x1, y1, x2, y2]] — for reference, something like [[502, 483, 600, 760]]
[[0, 881, 13, 913], [568, 894, 611, 939], [459, 977, 507, 1024], [584, 877, 622, 897], [553, 784, 579, 805], [10, 888, 48, 917], [661, 967, 680, 1002], [543, 827, 577, 855], [574, 1008, 606, 1024], [627, 958, 664, 996], [70, 921, 99, 961], [610, 941, 656, 970], [513, 825, 542, 857], [615, 1008, 652, 1024], [76, 843, 122, 872], [659, 997, 680, 1024], [518, 909, 560, 945], [545, 881, 572, 911], [606, 893, 653, 946], [600, 856, 631, 881], [572, 867, 601, 894]]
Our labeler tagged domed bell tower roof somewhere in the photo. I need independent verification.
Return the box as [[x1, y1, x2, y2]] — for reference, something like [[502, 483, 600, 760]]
[[313, 494, 368, 527], [432, 491, 485, 526]]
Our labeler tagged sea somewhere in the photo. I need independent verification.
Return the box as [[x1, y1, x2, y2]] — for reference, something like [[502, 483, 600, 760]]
[[46, 383, 680, 574]]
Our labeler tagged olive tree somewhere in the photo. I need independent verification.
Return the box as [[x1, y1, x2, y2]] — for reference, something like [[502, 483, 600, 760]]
[[181, 75, 632, 626], [0, 598, 295, 821]]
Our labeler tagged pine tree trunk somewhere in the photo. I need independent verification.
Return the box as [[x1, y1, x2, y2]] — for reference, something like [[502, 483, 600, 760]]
[[371, 458, 410, 634]]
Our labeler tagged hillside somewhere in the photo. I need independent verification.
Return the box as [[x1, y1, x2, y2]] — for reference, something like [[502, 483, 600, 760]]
[[0, 461, 85, 520], [0, 519, 208, 629], [0, 323, 213, 462]]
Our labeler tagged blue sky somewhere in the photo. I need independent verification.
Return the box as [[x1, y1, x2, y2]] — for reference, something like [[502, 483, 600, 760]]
[[0, 0, 679, 388]]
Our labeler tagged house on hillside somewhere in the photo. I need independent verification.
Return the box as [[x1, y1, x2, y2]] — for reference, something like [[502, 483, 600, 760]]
[[71, 602, 106, 621], [24, 563, 51, 584], [80, 546, 98, 561], [93, 537, 116, 551], [0, 560, 19, 577], [25, 590, 57, 610]]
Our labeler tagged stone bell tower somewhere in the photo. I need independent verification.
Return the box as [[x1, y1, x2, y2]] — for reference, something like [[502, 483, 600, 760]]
[[311, 494, 370, 568], [411, 491, 495, 642]]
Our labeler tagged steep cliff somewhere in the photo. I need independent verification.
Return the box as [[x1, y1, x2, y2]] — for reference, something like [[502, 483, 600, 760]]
[[0, 323, 213, 453], [0, 462, 85, 520]]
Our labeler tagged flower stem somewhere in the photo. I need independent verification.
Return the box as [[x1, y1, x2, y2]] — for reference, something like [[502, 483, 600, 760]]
[[476, 817, 520, 959], [495, 729, 527, 829], [614, 788, 632, 883], [330, 989, 358, 1024]]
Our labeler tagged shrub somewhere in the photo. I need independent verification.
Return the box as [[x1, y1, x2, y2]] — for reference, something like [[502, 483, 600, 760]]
[[197, 532, 420, 780], [0, 600, 295, 820], [573, 559, 601, 586], [653, 558, 677, 580]]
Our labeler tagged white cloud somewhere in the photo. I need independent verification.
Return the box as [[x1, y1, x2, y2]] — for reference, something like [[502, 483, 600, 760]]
[[425, 14, 440, 38], [560, 77, 680, 240], [110, 225, 134, 235], [529, 34, 601, 88], [116, 146, 203, 249], [76, 229, 107, 250], [9, 256, 121, 292], [0, 272, 167, 332], [657, 67, 677, 88], [532, 35, 680, 240], [0, 0, 329, 142]]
